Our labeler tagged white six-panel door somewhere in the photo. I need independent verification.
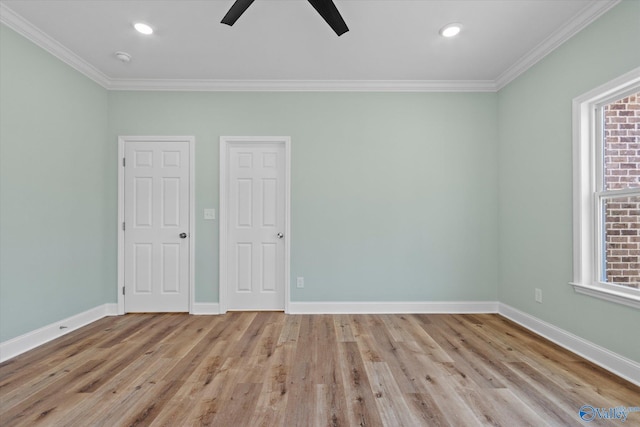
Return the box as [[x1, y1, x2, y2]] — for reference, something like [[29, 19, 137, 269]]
[[221, 137, 289, 311], [122, 138, 192, 312]]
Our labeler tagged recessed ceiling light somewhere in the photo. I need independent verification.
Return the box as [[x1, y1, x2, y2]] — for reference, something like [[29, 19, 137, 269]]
[[134, 22, 154, 35], [439, 23, 462, 38]]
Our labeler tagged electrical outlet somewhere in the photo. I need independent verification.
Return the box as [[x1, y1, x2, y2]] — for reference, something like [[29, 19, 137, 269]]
[[535, 288, 542, 303], [296, 277, 304, 288]]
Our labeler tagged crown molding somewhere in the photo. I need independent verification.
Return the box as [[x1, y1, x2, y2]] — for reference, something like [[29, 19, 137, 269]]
[[495, 0, 621, 90], [0, 3, 111, 88], [1, 0, 622, 93], [106, 78, 497, 92]]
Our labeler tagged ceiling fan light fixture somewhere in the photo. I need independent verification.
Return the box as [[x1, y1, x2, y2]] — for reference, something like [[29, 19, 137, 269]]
[[221, 0, 348, 36], [439, 23, 462, 38], [134, 22, 154, 35]]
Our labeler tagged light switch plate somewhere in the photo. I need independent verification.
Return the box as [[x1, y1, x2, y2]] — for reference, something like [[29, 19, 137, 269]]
[[204, 208, 216, 220]]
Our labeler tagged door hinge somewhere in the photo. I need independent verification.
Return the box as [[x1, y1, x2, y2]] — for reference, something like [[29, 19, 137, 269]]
[[122, 222, 126, 231], [122, 286, 125, 295], [123, 158, 126, 167]]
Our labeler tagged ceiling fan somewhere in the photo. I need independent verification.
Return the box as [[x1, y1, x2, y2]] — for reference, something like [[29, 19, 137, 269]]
[[221, 0, 349, 36]]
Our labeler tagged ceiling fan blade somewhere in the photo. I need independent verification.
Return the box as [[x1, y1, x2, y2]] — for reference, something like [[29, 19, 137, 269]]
[[221, 0, 257, 26], [307, 0, 349, 36]]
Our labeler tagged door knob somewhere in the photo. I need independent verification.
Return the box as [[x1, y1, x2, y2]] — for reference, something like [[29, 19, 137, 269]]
[[277, 233, 284, 239], [179, 233, 188, 239]]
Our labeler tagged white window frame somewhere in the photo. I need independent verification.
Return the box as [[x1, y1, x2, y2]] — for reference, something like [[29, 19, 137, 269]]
[[571, 66, 640, 309]]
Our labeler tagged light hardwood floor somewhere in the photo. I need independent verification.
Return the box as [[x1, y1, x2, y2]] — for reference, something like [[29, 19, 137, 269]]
[[0, 313, 638, 426]]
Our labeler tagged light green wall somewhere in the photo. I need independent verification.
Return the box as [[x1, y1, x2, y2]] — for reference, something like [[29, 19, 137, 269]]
[[498, 0, 640, 362], [2, 0, 638, 367], [108, 91, 499, 303], [0, 25, 111, 341]]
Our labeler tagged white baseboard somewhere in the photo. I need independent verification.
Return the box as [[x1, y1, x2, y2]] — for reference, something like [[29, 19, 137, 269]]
[[191, 302, 220, 315], [498, 303, 640, 387], [287, 301, 499, 314], [0, 303, 118, 363]]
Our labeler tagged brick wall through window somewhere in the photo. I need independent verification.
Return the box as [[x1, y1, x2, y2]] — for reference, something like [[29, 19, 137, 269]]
[[603, 92, 640, 288]]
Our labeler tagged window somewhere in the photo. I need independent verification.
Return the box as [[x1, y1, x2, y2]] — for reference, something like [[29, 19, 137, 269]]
[[572, 67, 640, 309]]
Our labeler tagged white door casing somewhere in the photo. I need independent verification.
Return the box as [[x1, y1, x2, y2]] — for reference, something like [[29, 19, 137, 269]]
[[117, 136, 195, 314], [220, 137, 290, 312]]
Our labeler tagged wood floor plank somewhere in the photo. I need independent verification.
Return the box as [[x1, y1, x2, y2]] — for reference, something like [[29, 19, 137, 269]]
[[337, 341, 384, 427], [181, 356, 239, 426], [78, 350, 180, 426], [405, 392, 451, 426], [209, 382, 262, 426], [421, 316, 506, 390], [452, 386, 547, 427], [364, 361, 421, 426], [350, 316, 383, 364], [487, 359, 581, 426], [246, 341, 296, 427], [392, 341, 451, 391], [96, 314, 161, 349], [379, 314, 416, 343], [0, 316, 134, 404], [1, 312, 638, 427], [313, 316, 349, 427], [316, 382, 349, 427], [468, 314, 640, 409], [0, 357, 111, 426], [366, 314, 420, 393], [227, 311, 266, 358], [156, 313, 256, 426], [333, 314, 356, 343], [277, 314, 301, 344], [404, 314, 456, 363], [282, 315, 317, 427], [410, 364, 485, 426], [0, 316, 125, 382], [44, 347, 173, 426]]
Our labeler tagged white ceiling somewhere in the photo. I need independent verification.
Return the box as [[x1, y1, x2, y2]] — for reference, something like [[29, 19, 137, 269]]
[[0, 0, 621, 91]]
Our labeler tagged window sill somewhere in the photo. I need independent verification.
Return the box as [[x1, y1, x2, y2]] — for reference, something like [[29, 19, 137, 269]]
[[569, 282, 640, 310]]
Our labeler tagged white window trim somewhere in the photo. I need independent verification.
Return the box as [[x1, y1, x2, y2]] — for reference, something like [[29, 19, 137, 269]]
[[571, 66, 640, 310]]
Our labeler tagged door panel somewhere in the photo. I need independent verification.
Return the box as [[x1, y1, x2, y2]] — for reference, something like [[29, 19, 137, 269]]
[[162, 244, 181, 293], [162, 178, 180, 226], [124, 140, 190, 312], [261, 243, 277, 291], [134, 178, 153, 227], [226, 142, 286, 310], [134, 244, 152, 293]]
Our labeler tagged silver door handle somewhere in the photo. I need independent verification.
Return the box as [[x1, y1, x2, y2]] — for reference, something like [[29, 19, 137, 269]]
[[277, 233, 284, 239]]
